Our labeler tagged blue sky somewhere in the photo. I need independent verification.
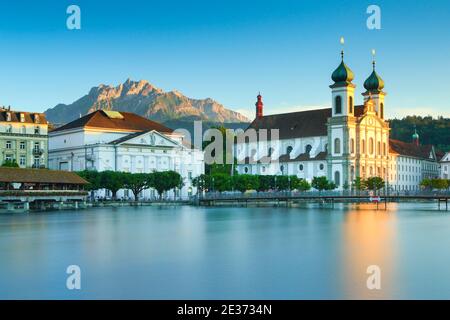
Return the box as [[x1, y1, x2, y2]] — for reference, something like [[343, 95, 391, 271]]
[[0, 0, 448, 119]]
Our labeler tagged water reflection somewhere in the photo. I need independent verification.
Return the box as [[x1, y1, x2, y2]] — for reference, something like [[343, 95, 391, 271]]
[[340, 204, 398, 299]]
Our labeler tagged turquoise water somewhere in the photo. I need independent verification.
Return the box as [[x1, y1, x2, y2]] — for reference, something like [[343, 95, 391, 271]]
[[0, 203, 449, 299]]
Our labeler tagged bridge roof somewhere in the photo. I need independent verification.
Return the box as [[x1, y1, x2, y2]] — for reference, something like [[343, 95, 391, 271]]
[[0, 168, 88, 185]]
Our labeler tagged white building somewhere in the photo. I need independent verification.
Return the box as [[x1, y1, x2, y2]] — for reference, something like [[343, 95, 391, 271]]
[[440, 152, 450, 179], [48, 110, 204, 199], [235, 51, 440, 191]]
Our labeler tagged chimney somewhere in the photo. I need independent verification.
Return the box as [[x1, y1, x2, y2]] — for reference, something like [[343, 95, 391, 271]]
[[255, 93, 263, 119]]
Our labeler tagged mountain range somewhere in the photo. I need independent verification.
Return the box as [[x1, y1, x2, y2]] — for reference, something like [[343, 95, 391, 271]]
[[44, 79, 249, 125]]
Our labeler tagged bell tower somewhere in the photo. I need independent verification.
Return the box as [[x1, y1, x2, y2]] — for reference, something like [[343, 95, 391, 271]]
[[362, 50, 386, 119], [255, 93, 263, 119]]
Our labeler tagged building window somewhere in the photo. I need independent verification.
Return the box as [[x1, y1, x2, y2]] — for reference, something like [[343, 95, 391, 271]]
[[286, 146, 293, 155], [334, 171, 340, 186], [349, 96, 353, 114], [299, 164, 304, 171], [21, 126, 26, 134], [361, 139, 366, 153], [20, 155, 26, 166], [319, 163, 324, 170], [280, 165, 284, 173], [335, 96, 342, 114], [34, 142, 40, 152], [5, 154, 13, 162], [369, 138, 374, 155], [383, 142, 386, 156], [377, 141, 381, 155], [34, 126, 40, 134], [6, 125, 12, 133], [305, 144, 312, 154], [268, 147, 274, 157], [244, 166, 249, 173], [334, 138, 341, 154], [20, 113, 25, 122], [380, 103, 384, 119], [188, 171, 193, 180], [6, 141, 12, 149], [20, 141, 26, 150], [350, 138, 355, 154]]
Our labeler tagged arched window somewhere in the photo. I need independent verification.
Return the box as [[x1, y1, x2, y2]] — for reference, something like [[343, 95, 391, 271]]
[[383, 142, 386, 156], [299, 164, 304, 171], [349, 96, 353, 114], [380, 103, 384, 119], [286, 146, 293, 155], [305, 144, 312, 154], [280, 165, 284, 173], [244, 167, 249, 173], [334, 138, 341, 154], [369, 166, 373, 176], [350, 138, 355, 154], [335, 96, 342, 114], [319, 163, 324, 170], [334, 171, 340, 186], [377, 141, 381, 155], [362, 139, 366, 153], [369, 138, 374, 155], [268, 147, 274, 157]]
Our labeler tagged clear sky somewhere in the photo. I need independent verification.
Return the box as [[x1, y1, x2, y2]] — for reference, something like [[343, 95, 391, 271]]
[[0, 0, 449, 119]]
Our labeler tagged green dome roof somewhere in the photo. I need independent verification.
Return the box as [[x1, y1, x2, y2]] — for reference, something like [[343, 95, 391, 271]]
[[364, 70, 384, 91], [331, 61, 354, 84], [412, 132, 419, 139]]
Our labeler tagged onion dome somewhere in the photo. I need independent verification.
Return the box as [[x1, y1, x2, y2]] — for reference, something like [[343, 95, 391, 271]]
[[412, 127, 419, 140], [331, 51, 354, 84], [364, 61, 384, 91]]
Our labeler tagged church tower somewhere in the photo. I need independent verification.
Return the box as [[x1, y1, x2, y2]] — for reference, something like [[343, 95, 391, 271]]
[[362, 51, 386, 119], [255, 93, 263, 119], [327, 39, 357, 189]]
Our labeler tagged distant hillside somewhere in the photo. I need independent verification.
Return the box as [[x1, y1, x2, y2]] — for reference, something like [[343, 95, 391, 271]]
[[44, 79, 249, 125], [389, 116, 450, 152]]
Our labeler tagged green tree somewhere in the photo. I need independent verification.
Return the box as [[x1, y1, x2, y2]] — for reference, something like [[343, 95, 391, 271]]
[[293, 178, 311, 192], [353, 177, 366, 192], [257, 175, 276, 191], [149, 171, 184, 200], [431, 178, 449, 190], [232, 174, 259, 193], [275, 176, 290, 190], [99, 171, 125, 200], [76, 170, 102, 191], [365, 177, 385, 194], [2, 159, 19, 167], [312, 176, 332, 192], [191, 174, 211, 193], [211, 173, 232, 192], [123, 173, 151, 201]]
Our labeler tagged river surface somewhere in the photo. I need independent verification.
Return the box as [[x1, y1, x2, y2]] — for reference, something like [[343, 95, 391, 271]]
[[0, 203, 449, 299]]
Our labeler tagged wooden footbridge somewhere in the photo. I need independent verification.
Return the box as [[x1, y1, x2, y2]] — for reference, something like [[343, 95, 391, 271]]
[[197, 191, 450, 211]]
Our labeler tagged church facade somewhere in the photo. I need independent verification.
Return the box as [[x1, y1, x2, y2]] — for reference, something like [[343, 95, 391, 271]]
[[235, 52, 440, 191]]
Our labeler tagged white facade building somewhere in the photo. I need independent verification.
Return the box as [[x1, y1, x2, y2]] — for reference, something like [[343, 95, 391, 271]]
[[440, 152, 450, 179], [49, 110, 204, 199], [235, 52, 440, 191]]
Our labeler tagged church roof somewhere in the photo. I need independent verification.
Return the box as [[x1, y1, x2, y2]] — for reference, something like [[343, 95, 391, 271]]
[[247, 108, 332, 140], [0, 167, 88, 185], [51, 110, 173, 133], [389, 139, 436, 160]]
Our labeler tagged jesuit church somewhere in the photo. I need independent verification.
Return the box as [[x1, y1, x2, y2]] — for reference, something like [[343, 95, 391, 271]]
[[235, 50, 441, 191]]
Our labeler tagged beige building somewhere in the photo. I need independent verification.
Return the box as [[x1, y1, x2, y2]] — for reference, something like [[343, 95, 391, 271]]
[[0, 107, 48, 168]]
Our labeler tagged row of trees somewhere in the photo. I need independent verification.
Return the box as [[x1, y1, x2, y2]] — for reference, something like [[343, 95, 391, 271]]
[[192, 174, 390, 194], [420, 178, 450, 190], [77, 170, 184, 201]]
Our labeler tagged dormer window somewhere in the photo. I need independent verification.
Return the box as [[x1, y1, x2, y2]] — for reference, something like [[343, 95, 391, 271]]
[[6, 112, 11, 122], [34, 114, 40, 124], [20, 113, 25, 122]]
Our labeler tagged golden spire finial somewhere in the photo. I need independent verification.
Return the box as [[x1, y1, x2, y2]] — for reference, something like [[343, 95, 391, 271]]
[[340, 37, 345, 60]]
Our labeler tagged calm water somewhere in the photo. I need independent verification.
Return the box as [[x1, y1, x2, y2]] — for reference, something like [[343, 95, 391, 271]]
[[0, 203, 449, 299]]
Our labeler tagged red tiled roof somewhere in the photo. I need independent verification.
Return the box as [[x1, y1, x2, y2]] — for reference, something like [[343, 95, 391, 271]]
[[0, 109, 47, 124], [51, 110, 173, 133], [389, 139, 436, 160]]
